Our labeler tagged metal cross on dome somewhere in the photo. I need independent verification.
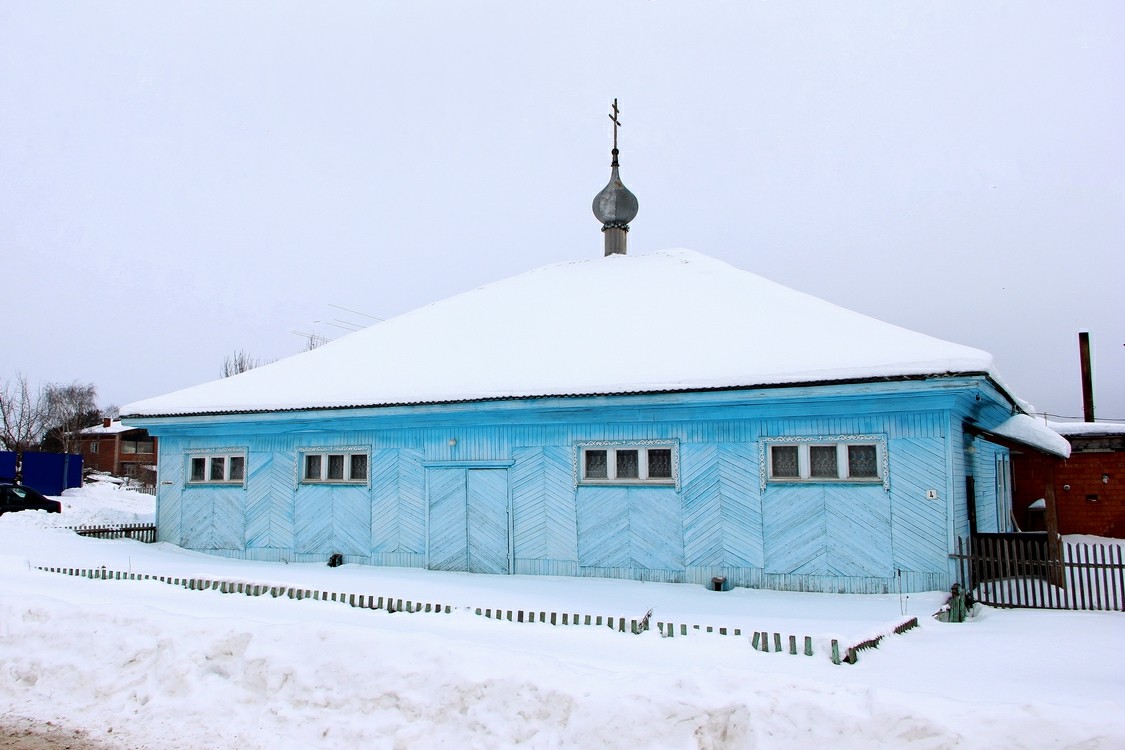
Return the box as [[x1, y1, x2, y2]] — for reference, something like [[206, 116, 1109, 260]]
[[608, 98, 622, 166], [609, 98, 621, 149]]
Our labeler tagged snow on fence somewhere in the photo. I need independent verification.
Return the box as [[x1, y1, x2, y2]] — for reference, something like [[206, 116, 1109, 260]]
[[952, 536, 1125, 612], [32, 565, 917, 665], [68, 524, 158, 543]]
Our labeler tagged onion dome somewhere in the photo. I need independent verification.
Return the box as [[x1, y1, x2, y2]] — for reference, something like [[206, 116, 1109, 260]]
[[593, 99, 638, 256], [592, 160, 639, 229]]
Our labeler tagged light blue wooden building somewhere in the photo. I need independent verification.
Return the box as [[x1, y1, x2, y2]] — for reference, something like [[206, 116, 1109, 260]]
[[123, 145, 1067, 593]]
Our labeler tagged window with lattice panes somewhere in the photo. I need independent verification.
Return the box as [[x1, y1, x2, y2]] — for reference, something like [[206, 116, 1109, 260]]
[[187, 453, 246, 485], [767, 441, 882, 483], [579, 444, 677, 485], [300, 451, 368, 484]]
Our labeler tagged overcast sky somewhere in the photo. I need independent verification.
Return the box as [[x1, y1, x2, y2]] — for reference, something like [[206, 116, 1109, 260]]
[[2, 2, 1122, 421]]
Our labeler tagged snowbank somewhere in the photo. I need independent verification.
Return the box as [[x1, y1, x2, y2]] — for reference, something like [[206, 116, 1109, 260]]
[[1, 487, 1122, 749], [0, 481, 156, 529]]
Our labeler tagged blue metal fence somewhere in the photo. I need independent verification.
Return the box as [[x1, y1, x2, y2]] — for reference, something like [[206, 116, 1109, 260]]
[[0, 451, 83, 496], [0, 451, 15, 482]]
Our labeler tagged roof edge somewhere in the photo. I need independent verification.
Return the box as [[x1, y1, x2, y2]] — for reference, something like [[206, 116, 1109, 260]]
[[122, 371, 994, 421]]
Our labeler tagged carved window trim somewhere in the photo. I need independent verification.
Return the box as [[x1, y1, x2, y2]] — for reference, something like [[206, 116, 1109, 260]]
[[295, 445, 371, 487], [573, 440, 680, 490], [184, 447, 247, 487], [759, 435, 889, 491]]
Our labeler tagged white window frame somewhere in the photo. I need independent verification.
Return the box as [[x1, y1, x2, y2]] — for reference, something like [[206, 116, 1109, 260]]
[[185, 451, 247, 486], [761, 435, 888, 490], [298, 448, 370, 485], [575, 441, 679, 488]]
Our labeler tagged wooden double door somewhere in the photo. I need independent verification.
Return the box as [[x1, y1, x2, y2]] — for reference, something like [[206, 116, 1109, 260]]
[[426, 467, 510, 574]]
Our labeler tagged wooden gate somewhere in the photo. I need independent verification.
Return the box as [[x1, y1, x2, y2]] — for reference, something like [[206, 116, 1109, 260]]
[[427, 468, 510, 574], [952, 535, 1124, 611]]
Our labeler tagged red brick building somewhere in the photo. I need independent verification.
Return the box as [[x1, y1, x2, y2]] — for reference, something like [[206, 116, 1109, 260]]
[[1011, 421, 1124, 538], [77, 418, 159, 484]]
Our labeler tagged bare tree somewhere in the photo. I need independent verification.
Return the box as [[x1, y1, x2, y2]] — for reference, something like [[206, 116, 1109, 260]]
[[305, 333, 330, 351], [0, 373, 49, 454], [40, 381, 100, 454], [221, 350, 265, 378], [2, 376, 102, 456]]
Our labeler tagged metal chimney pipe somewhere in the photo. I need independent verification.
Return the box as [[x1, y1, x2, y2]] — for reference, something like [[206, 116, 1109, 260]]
[[1078, 331, 1095, 422]]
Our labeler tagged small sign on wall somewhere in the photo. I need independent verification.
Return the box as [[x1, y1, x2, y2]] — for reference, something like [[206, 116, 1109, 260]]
[[925, 489, 939, 501]]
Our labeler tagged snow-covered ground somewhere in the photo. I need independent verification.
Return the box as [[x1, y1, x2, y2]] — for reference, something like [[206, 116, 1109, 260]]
[[1, 485, 1122, 749]]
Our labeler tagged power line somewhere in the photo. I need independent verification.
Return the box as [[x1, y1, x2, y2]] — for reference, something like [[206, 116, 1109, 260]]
[[328, 303, 384, 322], [1029, 411, 1125, 423]]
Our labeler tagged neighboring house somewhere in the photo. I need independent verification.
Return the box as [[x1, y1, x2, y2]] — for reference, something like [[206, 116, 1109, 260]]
[[120, 145, 1068, 593], [78, 418, 159, 483], [1012, 421, 1124, 538]]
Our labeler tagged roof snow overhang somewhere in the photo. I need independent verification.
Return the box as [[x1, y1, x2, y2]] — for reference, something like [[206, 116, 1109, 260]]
[[965, 415, 1071, 459]]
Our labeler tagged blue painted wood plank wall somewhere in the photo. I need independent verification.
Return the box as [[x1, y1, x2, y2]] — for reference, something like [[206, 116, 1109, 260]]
[[144, 379, 1013, 593]]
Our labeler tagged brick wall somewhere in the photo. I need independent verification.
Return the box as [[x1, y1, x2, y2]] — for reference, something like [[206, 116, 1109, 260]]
[[79, 436, 117, 473], [77, 432, 160, 478], [1012, 446, 1124, 538]]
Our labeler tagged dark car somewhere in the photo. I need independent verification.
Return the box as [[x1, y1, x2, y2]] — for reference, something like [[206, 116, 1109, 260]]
[[0, 483, 62, 516]]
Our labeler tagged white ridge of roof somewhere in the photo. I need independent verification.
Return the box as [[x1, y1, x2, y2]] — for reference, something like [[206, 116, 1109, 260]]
[[123, 249, 999, 417]]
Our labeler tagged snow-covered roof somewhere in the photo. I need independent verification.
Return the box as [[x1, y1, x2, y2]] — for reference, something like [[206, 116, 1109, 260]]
[[79, 420, 134, 435], [124, 249, 1000, 417], [1046, 420, 1125, 438], [988, 414, 1071, 458]]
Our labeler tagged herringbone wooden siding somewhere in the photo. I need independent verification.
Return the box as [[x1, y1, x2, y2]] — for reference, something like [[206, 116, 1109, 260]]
[[763, 485, 827, 574], [825, 485, 891, 577], [466, 469, 508, 574], [577, 486, 629, 567], [245, 451, 295, 550], [887, 437, 949, 573], [511, 447, 577, 563], [577, 486, 684, 570], [370, 448, 424, 554], [144, 392, 1001, 592], [294, 484, 370, 555], [680, 443, 763, 567], [181, 488, 244, 550], [426, 468, 467, 571]]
